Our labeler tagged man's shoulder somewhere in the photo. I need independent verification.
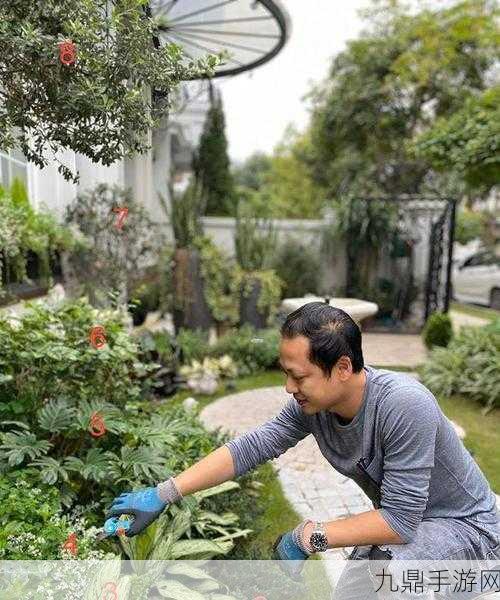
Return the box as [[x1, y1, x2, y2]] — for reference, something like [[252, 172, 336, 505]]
[[366, 366, 439, 418], [367, 366, 433, 398]]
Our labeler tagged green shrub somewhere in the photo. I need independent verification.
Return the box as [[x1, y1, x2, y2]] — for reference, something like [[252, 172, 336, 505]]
[[271, 238, 321, 298], [176, 327, 211, 364], [128, 280, 161, 325], [0, 297, 271, 562], [422, 312, 453, 349], [0, 469, 110, 559], [420, 322, 500, 412], [0, 180, 75, 299], [0, 297, 147, 420], [64, 183, 164, 308], [211, 325, 280, 375]]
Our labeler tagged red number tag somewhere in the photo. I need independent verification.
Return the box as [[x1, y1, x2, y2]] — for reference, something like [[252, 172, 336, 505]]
[[89, 411, 106, 438], [112, 207, 128, 230], [62, 532, 78, 556], [89, 325, 106, 349], [102, 581, 118, 600], [58, 40, 77, 66]]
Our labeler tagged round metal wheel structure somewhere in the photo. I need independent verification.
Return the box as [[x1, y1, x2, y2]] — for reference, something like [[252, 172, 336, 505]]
[[148, 0, 290, 78]]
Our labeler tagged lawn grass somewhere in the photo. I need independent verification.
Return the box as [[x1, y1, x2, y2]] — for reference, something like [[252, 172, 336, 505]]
[[436, 394, 500, 493], [451, 301, 499, 322]]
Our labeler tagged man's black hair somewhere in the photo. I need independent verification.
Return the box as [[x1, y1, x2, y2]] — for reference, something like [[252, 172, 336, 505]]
[[280, 301, 364, 376]]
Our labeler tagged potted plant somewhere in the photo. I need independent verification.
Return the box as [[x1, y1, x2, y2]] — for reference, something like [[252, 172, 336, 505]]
[[162, 180, 214, 333], [233, 208, 284, 329]]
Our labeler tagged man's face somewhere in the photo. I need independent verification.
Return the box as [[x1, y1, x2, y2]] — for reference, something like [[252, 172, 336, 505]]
[[279, 335, 352, 415]]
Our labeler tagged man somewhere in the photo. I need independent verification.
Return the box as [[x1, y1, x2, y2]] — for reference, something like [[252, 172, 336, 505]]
[[106, 302, 499, 598]]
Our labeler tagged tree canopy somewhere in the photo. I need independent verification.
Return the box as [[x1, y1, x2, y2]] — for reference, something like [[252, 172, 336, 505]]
[[411, 86, 500, 189], [307, 0, 499, 199], [233, 128, 326, 219], [0, 0, 218, 182]]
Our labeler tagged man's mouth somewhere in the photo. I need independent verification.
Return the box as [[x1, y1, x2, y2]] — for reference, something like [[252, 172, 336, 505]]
[[295, 397, 308, 406]]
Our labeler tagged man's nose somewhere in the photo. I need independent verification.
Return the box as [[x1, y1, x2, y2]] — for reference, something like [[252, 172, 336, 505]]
[[285, 376, 298, 395]]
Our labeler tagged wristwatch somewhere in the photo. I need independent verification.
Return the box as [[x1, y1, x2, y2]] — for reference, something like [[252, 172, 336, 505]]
[[309, 521, 329, 553]]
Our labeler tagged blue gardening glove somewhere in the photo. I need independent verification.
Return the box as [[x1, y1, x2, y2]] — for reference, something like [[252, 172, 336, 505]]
[[272, 530, 311, 581], [105, 487, 168, 537]]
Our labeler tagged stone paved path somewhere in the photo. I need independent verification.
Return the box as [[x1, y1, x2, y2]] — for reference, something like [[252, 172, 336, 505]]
[[362, 333, 427, 368]]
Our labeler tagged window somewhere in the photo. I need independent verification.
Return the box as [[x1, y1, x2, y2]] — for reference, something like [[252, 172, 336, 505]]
[[463, 252, 498, 268], [0, 147, 28, 188]]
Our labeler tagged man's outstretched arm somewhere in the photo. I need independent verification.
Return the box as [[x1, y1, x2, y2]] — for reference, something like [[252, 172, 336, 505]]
[[171, 445, 235, 496], [105, 399, 310, 537]]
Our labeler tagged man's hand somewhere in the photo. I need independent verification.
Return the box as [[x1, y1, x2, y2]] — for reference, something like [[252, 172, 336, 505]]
[[105, 487, 168, 537], [272, 528, 311, 581]]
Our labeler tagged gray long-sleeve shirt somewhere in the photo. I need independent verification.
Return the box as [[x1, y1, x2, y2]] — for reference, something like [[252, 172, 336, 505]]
[[225, 366, 498, 543]]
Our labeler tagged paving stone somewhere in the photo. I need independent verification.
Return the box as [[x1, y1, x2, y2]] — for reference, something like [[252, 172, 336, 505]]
[[362, 333, 427, 368]]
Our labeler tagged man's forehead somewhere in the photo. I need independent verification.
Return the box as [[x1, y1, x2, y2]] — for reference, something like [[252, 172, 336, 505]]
[[279, 336, 311, 367]]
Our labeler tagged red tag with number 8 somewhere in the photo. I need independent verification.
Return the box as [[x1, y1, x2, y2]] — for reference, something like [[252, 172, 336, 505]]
[[102, 581, 118, 600]]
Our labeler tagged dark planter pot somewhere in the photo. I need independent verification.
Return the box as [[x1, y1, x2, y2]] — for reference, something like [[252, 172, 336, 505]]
[[172, 247, 213, 333], [239, 276, 269, 330]]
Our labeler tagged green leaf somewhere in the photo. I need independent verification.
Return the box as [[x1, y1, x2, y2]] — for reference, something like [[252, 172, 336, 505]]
[[28, 456, 69, 484], [37, 399, 76, 433], [156, 579, 206, 600], [165, 563, 216, 581], [0, 421, 30, 431], [193, 481, 240, 500], [170, 539, 233, 559], [0, 431, 51, 466], [79, 448, 111, 481], [196, 511, 239, 526]]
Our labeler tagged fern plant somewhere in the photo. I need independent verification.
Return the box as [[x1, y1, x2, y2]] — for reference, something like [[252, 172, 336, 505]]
[[420, 322, 500, 413], [0, 430, 51, 468]]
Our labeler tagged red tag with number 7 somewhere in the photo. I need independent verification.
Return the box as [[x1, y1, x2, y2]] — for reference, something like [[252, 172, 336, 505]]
[[112, 207, 128, 230]]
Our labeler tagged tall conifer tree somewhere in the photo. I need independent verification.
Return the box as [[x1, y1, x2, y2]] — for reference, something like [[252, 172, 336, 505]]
[[194, 85, 235, 216]]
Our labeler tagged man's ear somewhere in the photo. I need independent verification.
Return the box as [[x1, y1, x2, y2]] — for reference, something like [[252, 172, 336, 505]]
[[335, 356, 353, 381]]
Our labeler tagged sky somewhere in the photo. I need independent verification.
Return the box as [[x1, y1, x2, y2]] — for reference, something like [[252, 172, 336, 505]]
[[217, 0, 373, 164]]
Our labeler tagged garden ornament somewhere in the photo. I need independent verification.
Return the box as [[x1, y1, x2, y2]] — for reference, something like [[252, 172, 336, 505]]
[[185, 372, 219, 395], [182, 396, 199, 411]]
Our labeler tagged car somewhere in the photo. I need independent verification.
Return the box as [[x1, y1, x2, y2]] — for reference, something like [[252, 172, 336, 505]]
[[452, 248, 500, 309]]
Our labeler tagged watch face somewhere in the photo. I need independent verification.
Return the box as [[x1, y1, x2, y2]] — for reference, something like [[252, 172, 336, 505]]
[[310, 531, 328, 552]]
